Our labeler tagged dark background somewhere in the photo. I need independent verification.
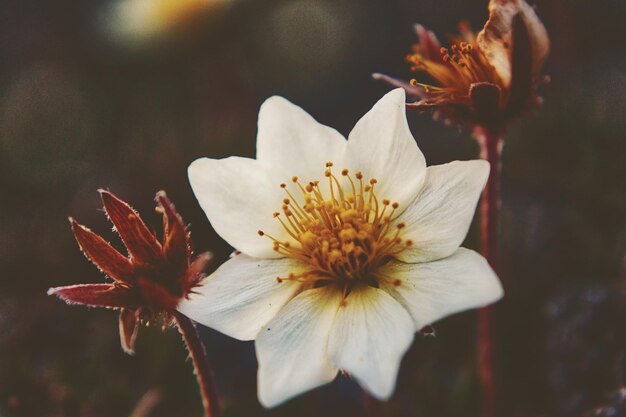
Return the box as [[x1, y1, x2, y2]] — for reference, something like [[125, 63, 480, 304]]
[[1, 0, 625, 416]]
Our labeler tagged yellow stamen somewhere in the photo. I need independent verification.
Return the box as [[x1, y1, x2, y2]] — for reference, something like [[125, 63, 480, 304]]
[[264, 164, 410, 287]]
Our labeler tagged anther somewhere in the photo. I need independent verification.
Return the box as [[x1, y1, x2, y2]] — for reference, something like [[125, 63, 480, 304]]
[[291, 176, 298, 183], [257, 230, 265, 236], [355, 172, 363, 180], [280, 183, 286, 188], [325, 162, 333, 167], [397, 223, 406, 229], [283, 198, 290, 205], [324, 170, 331, 177], [273, 212, 280, 218], [382, 199, 390, 205], [392, 202, 399, 209], [341, 169, 349, 176]]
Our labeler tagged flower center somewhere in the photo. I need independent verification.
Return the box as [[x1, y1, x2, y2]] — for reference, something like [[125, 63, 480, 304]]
[[406, 25, 503, 106], [258, 162, 412, 288]]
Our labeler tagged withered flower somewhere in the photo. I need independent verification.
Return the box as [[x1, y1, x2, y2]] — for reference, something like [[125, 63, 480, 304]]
[[374, 0, 549, 133], [48, 190, 211, 354]]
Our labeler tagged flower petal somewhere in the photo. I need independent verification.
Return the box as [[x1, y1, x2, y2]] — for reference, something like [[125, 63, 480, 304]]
[[346, 88, 426, 213], [328, 285, 414, 400], [188, 157, 287, 258], [177, 254, 304, 341], [256, 96, 348, 181], [477, 0, 549, 87], [378, 248, 503, 330], [396, 160, 489, 263], [255, 286, 342, 408]]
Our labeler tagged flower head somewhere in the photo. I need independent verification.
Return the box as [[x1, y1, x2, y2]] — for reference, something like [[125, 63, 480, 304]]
[[374, 0, 549, 132], [181, 89, 503, 407], [48, 190, 211, 354]]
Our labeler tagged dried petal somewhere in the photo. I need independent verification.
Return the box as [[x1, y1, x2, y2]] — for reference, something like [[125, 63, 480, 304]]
[[48, 283, 138, 308], [506, 14, 534, 117], [184, 252, 212, 291], [477, 0, 549, 87], [119, 308, 139, 354], [414, 24, 443, 63], [99, 190, 163, 265], [156, 191, 190, 274], [371, 73, 425, 100], [70, 218, 134, 284], [420, 325, 437, 337]]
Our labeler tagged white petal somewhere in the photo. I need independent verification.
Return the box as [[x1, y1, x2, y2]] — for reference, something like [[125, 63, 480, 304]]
[[256, 286, 343, 408], [345, 88, 426, 212], [328, 285, 414, 400], [188, 157, 285, 258], [378, 248, 503, 330], [396, 160, 489, 263], [256, 96, 348, 181], [177, 254, 304, 340]]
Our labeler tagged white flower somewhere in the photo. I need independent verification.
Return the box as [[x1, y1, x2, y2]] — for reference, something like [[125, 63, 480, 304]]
[[179, 88, 504, 407]]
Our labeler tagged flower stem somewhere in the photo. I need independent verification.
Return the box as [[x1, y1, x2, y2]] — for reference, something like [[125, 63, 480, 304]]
[[476, 128, 503, 417], [173, 311, 221, 417]]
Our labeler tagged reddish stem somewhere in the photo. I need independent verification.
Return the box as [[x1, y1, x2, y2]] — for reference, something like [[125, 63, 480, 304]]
[[476, 128, 503, 417], [174, 311, 221, 417]]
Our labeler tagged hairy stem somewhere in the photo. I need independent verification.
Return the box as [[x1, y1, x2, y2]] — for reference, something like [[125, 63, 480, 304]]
[[174, 311, 221, 417], [476, 128, 503, 417]]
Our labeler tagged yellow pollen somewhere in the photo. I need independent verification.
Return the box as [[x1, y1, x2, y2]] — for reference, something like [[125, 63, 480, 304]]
[[262, 163, 410, 287]]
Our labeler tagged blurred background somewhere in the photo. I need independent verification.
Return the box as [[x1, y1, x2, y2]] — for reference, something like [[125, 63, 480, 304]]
[[1, 0, 625, 416]]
